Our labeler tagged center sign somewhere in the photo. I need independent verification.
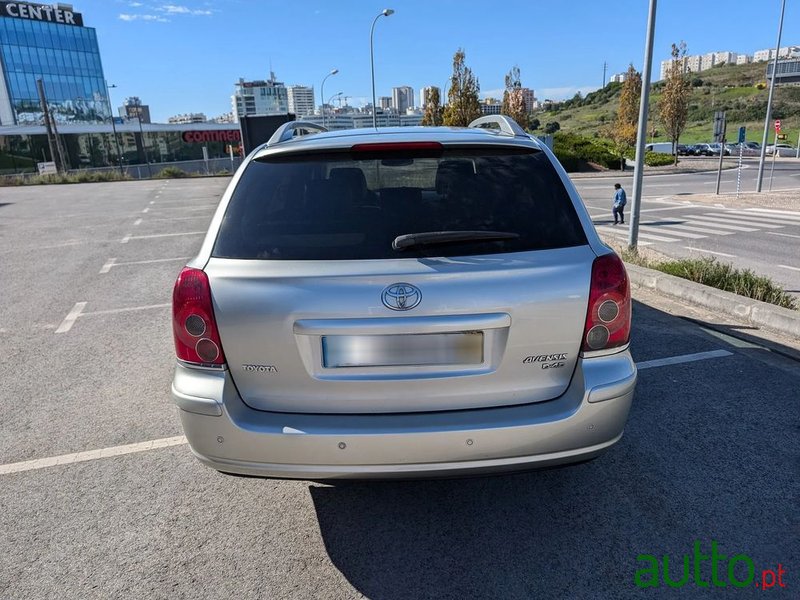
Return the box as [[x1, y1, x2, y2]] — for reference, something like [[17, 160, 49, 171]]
[[0, 1, 83, 26]]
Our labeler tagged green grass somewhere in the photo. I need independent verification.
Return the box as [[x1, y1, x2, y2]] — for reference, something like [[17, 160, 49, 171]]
[[532, 60, 800, 147], [622, 253, 797, 310]]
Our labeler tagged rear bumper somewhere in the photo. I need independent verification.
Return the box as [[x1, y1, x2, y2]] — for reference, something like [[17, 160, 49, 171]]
[[172, 351, 636, 479]]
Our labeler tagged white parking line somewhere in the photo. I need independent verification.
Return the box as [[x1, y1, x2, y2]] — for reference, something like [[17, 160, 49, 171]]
[[120, 234, 131, 244], [55, 302, 171, 332], [55, 302, 87, 333], [777, 265, 800, 272], [99, 257, 190, 273], [142, 207, 149, 213], [149, 200, 155, 205], [122, 231, 206, 241], [99, 258, 117, 274], [636, 349, 733, 370], [0, 436, 187, 475], [83, 303, 171, 316], [134, 218, 143, 226], [683, 247, 736, 257]]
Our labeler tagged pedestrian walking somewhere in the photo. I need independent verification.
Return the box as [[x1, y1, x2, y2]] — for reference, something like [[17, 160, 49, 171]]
[[612, 183, 626, 225]]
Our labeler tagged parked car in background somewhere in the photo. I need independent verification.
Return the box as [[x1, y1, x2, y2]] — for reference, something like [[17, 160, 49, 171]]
[[676, 144, 691, 156], [727, 143, 759, 157], [708, 143, 730, 156], [644, 142, 675, 155], [170, 116, 637, 479], [693, 143, 714, 156], [766, 143, 796, 157], [745, 141, 761, 150]]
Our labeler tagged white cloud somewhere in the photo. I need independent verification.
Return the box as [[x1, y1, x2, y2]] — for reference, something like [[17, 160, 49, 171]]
[[160, 4, 190, 13], [118, 13, 169, 22], [128, 2, 143, 6], [158, 4, 213, 15]]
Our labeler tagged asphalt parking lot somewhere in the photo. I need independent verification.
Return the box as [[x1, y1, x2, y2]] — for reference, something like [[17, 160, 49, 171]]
[[1, 179, 797, 599]]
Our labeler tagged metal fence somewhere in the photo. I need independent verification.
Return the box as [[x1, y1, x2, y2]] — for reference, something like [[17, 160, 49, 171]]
[[73, 157, 244, 179], [1, 156, 243, 181]]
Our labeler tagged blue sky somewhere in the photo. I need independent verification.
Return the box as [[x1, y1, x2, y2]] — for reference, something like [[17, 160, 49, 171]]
[[85, 0, 800, 122]]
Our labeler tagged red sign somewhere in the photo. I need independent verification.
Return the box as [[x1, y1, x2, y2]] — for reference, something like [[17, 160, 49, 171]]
[[181, 130, 241, 144], [775, 119, 781, 132]]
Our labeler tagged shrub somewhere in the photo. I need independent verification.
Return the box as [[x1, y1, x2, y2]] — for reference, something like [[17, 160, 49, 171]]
[[644, 152, 675, 166], [655, 257, 797, 310], [0, 170, 131, 186], [155, 166, 189, 178], [553, 132, 620, 170]]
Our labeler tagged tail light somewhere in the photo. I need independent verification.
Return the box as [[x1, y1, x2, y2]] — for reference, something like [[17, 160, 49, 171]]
[[582, 253, 631, 352], [172, 267, 226, 366]]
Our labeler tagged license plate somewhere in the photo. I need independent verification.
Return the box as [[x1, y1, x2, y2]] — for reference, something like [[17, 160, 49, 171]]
[[322, 332, 484, 368]]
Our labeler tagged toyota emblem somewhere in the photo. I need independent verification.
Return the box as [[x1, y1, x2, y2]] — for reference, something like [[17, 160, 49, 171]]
[[381, 283, 422, 311]]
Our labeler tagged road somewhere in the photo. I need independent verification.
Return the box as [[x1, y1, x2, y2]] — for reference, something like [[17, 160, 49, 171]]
[[0, 180, 797, 598], [573, 158, 800, 294]]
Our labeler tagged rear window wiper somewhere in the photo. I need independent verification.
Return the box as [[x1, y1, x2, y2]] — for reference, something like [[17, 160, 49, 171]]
[[392, 230, 520, 251]]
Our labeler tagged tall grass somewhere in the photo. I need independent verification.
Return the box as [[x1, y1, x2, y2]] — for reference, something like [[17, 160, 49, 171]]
[[623, 252, 797, 310]]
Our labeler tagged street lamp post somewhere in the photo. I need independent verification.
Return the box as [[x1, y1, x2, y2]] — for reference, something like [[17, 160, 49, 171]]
[[106, 83, 124, 175], [326, 92, 343, 127], [320, 68, 339, 128], [370, 8, 394, 128], [756, 0, 786, 192]]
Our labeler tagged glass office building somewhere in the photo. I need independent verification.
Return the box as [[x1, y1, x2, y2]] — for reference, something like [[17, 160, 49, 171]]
[[0, 2, 109, 125]]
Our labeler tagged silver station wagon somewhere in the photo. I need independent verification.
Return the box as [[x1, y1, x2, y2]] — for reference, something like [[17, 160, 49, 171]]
[[171, 116, 637, 479]]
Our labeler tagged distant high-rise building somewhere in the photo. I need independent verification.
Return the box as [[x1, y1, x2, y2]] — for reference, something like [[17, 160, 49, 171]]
[[420, 86, 440, 109], [520, 87, 535, 113], [610, 72, 627, 83], [168, 113, 207, 124], [287, 85, 315, 117], [232, 72, 289, 118], [392, 86, 414, 113], [736, 54, 752, 66], [0, 2, 109, 125], [119, 97, 151, 124], [378, 96, 392, 110]]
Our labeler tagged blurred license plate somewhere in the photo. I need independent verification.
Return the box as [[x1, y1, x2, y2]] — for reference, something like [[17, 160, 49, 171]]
[[322, 332, 484, 368]]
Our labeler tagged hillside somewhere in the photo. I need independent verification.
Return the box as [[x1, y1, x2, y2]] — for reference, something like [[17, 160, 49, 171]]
[[533, 61, 800, 146]]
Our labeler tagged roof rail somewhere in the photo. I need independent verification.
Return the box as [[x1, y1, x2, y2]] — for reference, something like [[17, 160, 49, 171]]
[[467, 115, 527, 137], [267, 121, 328, 146]]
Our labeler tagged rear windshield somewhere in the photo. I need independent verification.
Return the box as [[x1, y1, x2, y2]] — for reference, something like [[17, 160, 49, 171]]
[[213, 147, 587, 260]]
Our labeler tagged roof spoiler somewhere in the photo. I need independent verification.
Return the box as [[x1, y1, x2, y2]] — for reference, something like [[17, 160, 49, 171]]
[[468, 115, 528, 137], [267, 121, 328, 146]]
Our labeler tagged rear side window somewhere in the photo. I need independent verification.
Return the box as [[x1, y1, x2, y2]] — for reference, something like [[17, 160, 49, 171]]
[[213, 147, 587, 260]]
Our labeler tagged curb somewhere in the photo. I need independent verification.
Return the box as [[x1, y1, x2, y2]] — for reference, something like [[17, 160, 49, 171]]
[[625, 263, 800, 339], [570, 165, 737, 179]]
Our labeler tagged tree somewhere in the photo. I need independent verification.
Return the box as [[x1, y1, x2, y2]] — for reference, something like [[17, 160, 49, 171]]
[[421, 87, 443, 126], [609, 63, 642, 170], [529, 117, 540, 131], [501, 65, 528, 128], [442, 49, 481, 127], [544, 121, 560, 134], [659, 42, 691, 165]]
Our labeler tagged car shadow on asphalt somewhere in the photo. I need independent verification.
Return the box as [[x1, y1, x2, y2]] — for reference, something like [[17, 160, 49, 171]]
[[307, 300, 798, 599]]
